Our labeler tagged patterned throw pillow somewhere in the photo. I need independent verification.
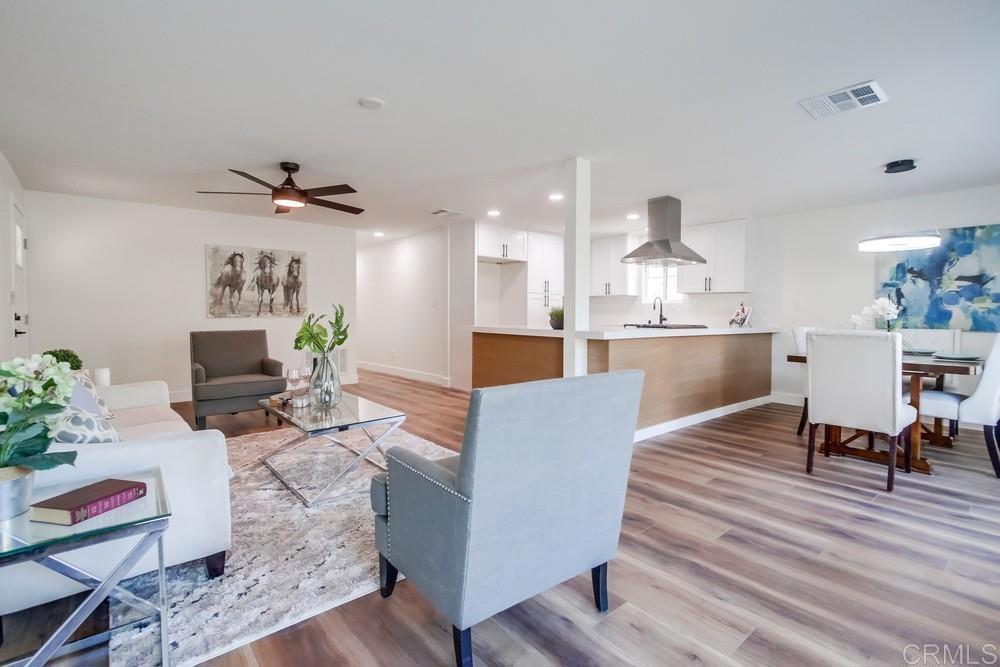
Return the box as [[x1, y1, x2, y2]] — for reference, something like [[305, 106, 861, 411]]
[[73, 371, 114, 419], [51, 406, 122, 444]]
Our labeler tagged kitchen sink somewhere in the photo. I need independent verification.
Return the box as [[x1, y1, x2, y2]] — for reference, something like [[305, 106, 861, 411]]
[[624, 323, 709, 329]]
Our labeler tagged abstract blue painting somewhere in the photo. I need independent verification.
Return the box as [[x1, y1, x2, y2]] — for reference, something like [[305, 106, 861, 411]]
[[876, 224, 1000, 331]]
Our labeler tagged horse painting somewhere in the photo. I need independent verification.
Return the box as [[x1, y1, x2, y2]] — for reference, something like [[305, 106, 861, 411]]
[[252, 251, 281, 316], [283, 256, 303, 314], [209, 252, 245, 315], [206, 245, 306, 317]]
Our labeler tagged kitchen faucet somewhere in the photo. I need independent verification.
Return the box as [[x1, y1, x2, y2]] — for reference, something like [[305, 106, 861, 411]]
[[653, 296, 667, 325]]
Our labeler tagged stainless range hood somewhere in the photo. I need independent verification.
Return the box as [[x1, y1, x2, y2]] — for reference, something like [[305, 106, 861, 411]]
[[621, 195, 706, 266]]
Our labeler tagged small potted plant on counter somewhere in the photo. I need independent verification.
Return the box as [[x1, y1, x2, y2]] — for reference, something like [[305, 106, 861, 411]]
[[0, 354, 77, 520], [549, 306, 564, 330]]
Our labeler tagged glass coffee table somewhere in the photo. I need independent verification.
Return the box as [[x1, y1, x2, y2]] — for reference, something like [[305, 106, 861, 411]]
[[258, 392, 406, 507], [0, 468, 171, 667]]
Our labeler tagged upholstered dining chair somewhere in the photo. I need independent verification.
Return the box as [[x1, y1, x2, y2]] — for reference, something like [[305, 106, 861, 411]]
[[904, 333, 1000, 478], [793, 326, 815, 435], [189, 329, 286, 429], [806, 331, 915, 491], [370, 371, 644, 667], [901, 328, 962, 390]]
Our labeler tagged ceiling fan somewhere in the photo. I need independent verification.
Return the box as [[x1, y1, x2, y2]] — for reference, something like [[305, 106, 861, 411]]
[[197, 162, 363, 215]]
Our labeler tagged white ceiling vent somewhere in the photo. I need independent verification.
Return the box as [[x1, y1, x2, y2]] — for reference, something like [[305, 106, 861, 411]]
[[799, 80, 888, 119]]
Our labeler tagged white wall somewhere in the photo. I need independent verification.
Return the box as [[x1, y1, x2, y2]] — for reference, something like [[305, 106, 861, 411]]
[[0, 149, 25, 361], [26, 191, 357, 401], [356, 226, 449, 385], [763, 184, 1000, 401]]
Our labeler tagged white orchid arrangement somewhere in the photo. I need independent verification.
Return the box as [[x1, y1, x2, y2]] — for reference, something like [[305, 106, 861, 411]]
[[0, 354, 77, 470], [850, 297, 901, 331]]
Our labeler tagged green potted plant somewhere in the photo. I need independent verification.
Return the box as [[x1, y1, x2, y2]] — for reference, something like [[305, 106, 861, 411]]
[[294, 304, 350, 408], [0, 354, 77, 520], [548, 305, 564, 330], [43, 349, 83, 371]]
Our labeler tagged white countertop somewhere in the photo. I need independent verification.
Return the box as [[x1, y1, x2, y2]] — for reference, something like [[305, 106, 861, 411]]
[[472, 326, 778, 340]]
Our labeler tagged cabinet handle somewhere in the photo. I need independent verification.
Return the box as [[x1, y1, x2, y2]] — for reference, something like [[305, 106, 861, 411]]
[[708, 276, 712, 291], [703, 277, 707, 291]]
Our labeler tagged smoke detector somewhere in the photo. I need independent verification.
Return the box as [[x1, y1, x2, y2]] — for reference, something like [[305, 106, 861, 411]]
[[799, 81, 888, 119]]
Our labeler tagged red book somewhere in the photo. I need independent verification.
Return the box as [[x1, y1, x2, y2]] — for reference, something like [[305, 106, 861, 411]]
[[30, 479, 147, 526]]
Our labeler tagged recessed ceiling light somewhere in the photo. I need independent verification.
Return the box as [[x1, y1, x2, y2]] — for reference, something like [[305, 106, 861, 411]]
[[487, 209, 501, 217], [358, 96, 385, 110], [373, 231, 385, 238], [548, 192, 564, 201], [627, 213, 640, 220]]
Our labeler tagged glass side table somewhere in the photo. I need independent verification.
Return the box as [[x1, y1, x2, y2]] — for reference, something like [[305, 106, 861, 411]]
[[0, 468, 171, 667]]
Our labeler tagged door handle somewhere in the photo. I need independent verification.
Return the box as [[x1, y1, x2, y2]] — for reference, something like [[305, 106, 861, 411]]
[[13, 329, 27, 337]]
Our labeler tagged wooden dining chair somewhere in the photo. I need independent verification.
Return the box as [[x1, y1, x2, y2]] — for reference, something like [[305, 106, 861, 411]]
[[806, 331, 915, 491], [793, 326, 815, 436], [905, 334, 1000, 478]]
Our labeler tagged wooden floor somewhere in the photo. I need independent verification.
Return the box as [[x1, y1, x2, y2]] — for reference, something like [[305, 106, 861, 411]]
[[7, 369, 1000, 666]]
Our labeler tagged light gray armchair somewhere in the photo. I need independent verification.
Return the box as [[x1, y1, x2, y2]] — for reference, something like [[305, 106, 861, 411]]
[[371, 370, 644, 667]]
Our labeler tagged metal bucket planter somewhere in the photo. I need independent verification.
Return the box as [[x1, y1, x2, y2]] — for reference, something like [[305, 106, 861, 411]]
[[0, 466, 34, 521]]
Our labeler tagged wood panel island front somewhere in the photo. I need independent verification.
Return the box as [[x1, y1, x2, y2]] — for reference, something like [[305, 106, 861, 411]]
[[472, 326, 776, 435]]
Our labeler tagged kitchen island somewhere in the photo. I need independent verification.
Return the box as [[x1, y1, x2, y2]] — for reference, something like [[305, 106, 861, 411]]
[[472, 326, 777, 437]]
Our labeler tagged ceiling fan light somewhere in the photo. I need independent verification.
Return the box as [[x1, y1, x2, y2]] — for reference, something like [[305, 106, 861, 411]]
[[857, 233, 941, 253], [273, 197, 306, 208], [272, 186, 306, 208]]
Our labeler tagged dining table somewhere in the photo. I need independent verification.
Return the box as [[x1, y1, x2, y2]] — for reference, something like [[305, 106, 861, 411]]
[[786, 353, 983, 474]]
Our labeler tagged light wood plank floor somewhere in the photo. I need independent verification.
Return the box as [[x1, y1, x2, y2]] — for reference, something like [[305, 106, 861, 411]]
[[6, 370, 1000, 666]]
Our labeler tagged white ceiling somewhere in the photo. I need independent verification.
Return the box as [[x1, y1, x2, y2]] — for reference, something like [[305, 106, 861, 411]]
[[1, 1, 999, 245]]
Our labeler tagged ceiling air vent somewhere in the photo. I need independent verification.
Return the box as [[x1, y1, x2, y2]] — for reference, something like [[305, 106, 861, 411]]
[[799, 80, 888, 119], [430, 208, 461, 217]]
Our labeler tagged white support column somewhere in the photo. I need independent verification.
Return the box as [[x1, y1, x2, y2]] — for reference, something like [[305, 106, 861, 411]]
[[563, 157, 591, 377]]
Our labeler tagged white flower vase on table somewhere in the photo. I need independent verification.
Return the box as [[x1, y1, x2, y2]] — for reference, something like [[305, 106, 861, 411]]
[[850, 297, 901, 332], [0, 354, 77, 520]]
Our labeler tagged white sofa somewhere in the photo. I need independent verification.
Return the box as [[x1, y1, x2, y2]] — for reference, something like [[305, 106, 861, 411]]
[[0, 381, 232, 615]]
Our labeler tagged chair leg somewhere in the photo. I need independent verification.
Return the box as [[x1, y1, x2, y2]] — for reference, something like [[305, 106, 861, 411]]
[[796, 398, 808, 436], [949, 419, 959, 437], [205, 551, 226, 578], [379, 554, 398, 598], [806, 423, 817, 474], [195, 415, 206, 430], [823, 424, 831, 457], [983, 424, 1000, 479], [453, 626, 473, 667], [903, 426, 912, 474], [591, 562, 608, 612], [887, 435, 897, 492], [867, 431, 875, 450]]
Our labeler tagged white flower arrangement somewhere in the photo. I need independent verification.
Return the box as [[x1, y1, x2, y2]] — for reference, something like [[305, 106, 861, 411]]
[[0, 354, 77, 470], [850, 297, 901, 330]]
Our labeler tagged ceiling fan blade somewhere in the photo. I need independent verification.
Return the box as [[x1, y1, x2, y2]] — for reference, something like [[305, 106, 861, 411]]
[[306, 197, 364, 215], [275, 206, 290, 214], [197, 191, 270, 195], [228, 169, 276, 191], [304, 184, 356, 197]]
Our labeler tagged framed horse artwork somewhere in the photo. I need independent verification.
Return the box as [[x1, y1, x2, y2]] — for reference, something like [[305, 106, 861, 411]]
[[206, 244, 307, 318]]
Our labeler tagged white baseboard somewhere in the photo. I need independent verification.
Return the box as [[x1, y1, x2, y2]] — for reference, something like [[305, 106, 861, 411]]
[[356, 361, 450, 386], [634, 394, 776, 442], [769, 391, 803, 406]]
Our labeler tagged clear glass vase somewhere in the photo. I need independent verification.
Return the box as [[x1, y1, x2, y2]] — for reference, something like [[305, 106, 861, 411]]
[[310, 351, 342, 408]]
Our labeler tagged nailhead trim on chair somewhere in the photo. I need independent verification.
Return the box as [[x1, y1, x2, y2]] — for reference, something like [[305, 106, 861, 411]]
[[384, 454, 470, 560]]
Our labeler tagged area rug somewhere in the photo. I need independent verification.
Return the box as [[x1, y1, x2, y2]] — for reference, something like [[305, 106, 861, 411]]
[[108, 427, 454, 667]]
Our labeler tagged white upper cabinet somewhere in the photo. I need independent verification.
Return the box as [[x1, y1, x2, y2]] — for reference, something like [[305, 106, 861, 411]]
[[478, 223, 526, 262], [592, 234, 640, 296], [527, 232, 563, 295], [677, 219, 749, 293]]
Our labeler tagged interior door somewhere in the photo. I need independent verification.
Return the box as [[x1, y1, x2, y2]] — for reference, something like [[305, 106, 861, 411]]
[[10, 200, 29, 357]]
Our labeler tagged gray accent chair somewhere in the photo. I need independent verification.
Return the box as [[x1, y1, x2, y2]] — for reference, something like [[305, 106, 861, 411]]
[[189, 330, 286, 429], [371, 370, 644, 667]]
